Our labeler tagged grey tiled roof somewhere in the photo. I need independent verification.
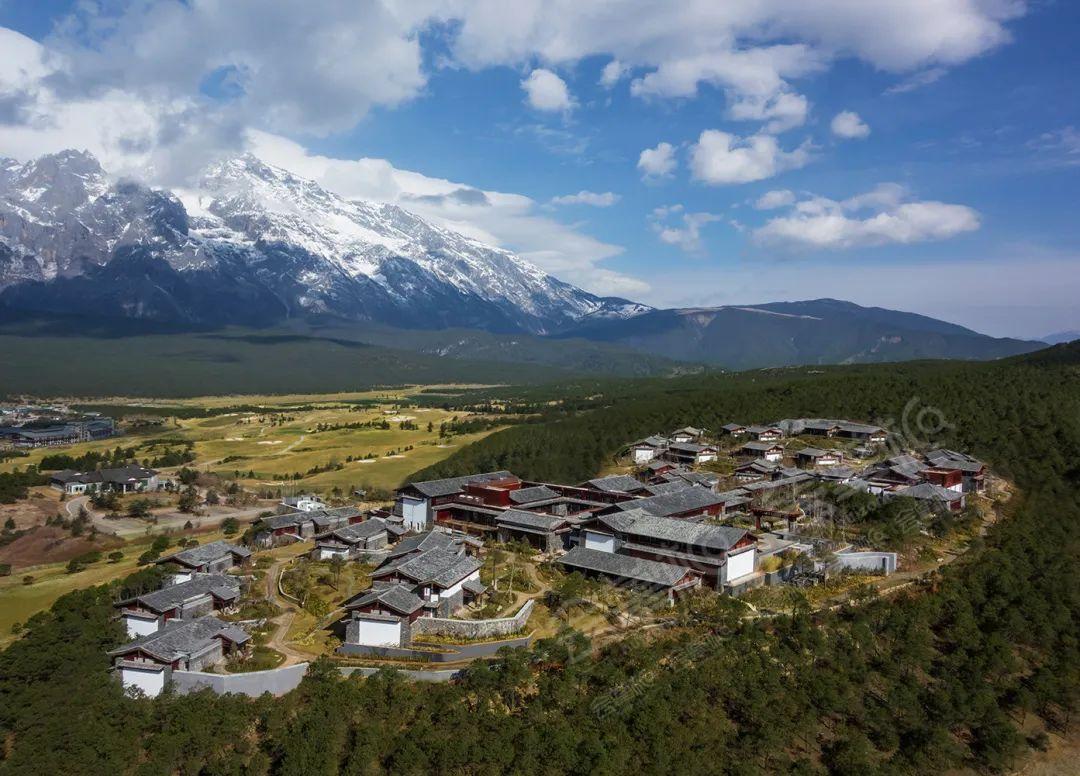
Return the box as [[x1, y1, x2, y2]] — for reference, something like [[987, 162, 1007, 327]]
[[721, 423, 745, 432], [894, 482, 964, 503], [634, 435, 669, 448], [108, 615, 243, 662], [119, 574, 240, 614], [641, 481, 692, 496], [157, 540, 251, 569], [345, 584, 425, 614], [401, 471, 516, 498], [925, 449, 985, 473], [261, 512, 310, 530], [508, 485, 560, 504], [662, 470, 720, 488], [496, 509, 568, 532], [558, 546, 691, 587], [386, 530, 458, 558], [614, 487, 729, 517], [319, 518, 390, 544], [373, 546, 481, 588], [583, 475, 644, 493], [599, 509, 749, 551], [743, 441, 782, 452], [666, 442, 716, 454]]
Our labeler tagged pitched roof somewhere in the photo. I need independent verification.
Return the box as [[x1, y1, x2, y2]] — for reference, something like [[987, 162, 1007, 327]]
[[400, 471, 516, 498], [318, 518, 390, 544], [108, 615, 244, 662], [598, 509, 748, 551], [344, 584, 425, 615], [672, 426, 704, 436], [156, 540, 251, 568], [558, 546, 691, 587], [495, 509, 569, 532], [118, 574, 240, 614], [666, 442, 716, 454], [633, 435, 669, 448], [721, 423, 745, 432], [640, 480, 692, 496], [743, 441, 783, 452], [797, 447, 841, 458], [583, 475, 645, 494], [385, 530, 459, 559], [925, 449, 985, 473], [373, 547, 481, 588], [614, 487, 730, 517], [894, 482, 964, 503], [261, 511, 310, 530], [508, 484, 561, 504], [662, 470, 720, 488]]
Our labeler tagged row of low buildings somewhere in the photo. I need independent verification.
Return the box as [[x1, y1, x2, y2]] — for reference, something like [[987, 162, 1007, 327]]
[[0, 415, 117, 448], [109, 541, 254, 696], [49, 464, 161, 495]]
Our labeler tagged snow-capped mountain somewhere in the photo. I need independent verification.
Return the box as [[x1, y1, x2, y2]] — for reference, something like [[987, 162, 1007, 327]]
[[0, 150, 648, 331]]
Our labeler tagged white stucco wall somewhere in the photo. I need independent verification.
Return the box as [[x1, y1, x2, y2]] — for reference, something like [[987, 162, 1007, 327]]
[[439, 569, 481, 601], [698, 452, 717, 463], [401, 497, 429, 531], [764, 451, 782, 462], [584, 531, 615, 553], [123, 614, 160, 639], [724, 548, 755, 582], [350, 617, 402, 647], [317, 547, 349, 561], [120, 665, 166, 697]]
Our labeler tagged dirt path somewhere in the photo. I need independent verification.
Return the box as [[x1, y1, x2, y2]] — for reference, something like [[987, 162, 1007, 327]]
[[263, 555, 312, 667]]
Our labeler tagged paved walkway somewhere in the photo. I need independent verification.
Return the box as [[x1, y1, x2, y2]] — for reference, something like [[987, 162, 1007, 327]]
[[263, 554, 314, 667]]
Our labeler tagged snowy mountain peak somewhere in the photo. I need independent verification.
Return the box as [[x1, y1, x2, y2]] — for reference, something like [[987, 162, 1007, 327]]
[[0, 149, 650, 333]]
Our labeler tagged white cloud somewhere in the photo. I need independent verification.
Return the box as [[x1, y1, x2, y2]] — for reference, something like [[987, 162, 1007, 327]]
[[443, 1, 1023, 133], [599, 59, 628, 88], [885, 67, 947, 95], [550, 190, 620, 207], [754, 189, 796, 210], [521, 68, 573, 112], [1028, 126, 1080, 167], [728, 91, 810, 133], [689, 130, 812, 185], [247, 132, 646, 297], [649, 205, 722, 254], [831, 110, 870, 139], [753, 183, 980, 249], [637, 141, 677, 179]]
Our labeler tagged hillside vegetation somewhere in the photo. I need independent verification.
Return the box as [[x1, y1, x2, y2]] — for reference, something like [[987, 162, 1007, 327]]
[[1, 345, 1078, 774]]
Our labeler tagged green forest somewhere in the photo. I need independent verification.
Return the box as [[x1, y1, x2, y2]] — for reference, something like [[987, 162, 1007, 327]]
[[1, 344, 1078, 774]]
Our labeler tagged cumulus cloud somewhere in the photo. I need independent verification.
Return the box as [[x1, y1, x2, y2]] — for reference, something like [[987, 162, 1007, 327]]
[[550, 190, 620, 207], [728, 91, 810, 133], [753, 183, 980, 249], [754, 189, 796, 209], [690, 130, 812, 185], [648, 205, 722, 254], [443, 0, 1023, 133], [248, 132, 646, 297], [521, 68, 573, 112], [637, 141, 678, 180], [599, 59, 629, 88], [831, 110, 870, 139]]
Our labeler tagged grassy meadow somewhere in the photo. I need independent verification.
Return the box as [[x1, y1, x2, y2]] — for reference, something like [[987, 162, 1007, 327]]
[[1, 386, 511, 495]]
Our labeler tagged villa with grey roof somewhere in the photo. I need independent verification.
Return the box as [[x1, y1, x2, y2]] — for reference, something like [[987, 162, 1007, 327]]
[[115, 573, 242, 638], [581, 509, 757, 590], [156, 540, 252, 578], [340, 529, 487, 647], [110, 615, 251, 697]]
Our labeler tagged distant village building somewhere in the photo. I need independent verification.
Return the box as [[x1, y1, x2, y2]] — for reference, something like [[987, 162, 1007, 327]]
[[741, 441, 784, 461], [795, 447, 844, 468], [50, 465, 159, 495], [630, 435, 669, 464]]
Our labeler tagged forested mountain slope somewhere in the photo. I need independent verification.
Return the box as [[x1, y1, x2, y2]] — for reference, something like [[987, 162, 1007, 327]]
[[1, 345, 1078, 774]]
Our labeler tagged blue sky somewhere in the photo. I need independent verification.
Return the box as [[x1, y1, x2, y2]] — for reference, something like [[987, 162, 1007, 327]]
[[0, 1, 1077, 337]]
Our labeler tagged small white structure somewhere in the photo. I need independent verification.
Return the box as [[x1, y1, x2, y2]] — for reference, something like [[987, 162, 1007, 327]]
[[583, 529, 616, 553], [722, 547, 756, 583]]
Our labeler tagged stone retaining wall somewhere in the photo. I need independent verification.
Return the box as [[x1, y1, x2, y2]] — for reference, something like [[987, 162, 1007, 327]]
[[411, 600, 535, 640], [172, 662, 309, 697], [337, 634, 533, 662]]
